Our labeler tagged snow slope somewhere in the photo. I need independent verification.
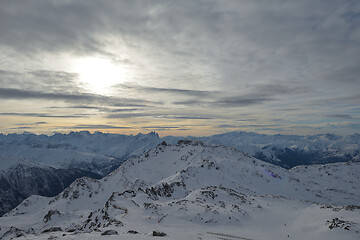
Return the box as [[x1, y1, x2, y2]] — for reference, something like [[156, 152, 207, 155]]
[[1, 141, 359, 239], [0, 131, 163, 216], [197, 132, 360, 168]]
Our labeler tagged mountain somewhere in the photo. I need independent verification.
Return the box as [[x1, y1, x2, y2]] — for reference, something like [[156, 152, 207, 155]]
[[1, 141, 359, 239], [0, 131, 162, 172], [0, 131, 163, 216], [197, 132, 360, 168], [0, 162, 102, 216], [0, 130, 359, 217]]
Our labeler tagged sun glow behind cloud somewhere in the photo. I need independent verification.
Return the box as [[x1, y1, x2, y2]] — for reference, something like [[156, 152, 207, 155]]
[[0, 0, 359, 136], [73, 57, 124, 94]]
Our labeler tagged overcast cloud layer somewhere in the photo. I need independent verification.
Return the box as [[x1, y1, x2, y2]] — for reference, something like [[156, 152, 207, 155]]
[[0, 0, 359, 136]]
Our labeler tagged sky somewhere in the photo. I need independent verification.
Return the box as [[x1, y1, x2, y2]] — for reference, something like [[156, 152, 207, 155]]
[[0, 0, 359, 136]]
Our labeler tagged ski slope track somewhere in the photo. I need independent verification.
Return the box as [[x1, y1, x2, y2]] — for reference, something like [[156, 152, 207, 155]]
[[0, 140, 359, 239]]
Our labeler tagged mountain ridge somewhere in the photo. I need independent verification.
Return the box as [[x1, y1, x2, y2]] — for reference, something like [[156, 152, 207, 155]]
[[1, 141, 359, 239], [0, 130, 359, 218]]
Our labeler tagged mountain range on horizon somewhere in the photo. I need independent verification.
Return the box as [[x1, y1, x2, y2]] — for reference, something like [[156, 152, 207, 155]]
[[0, 130, 359, 218]]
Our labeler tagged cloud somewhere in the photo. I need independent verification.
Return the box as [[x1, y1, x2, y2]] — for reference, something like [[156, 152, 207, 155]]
[[0, 70, 82, 93], [310, 94, 360, 107], [213, 96, 273, 107], [257, 84, 309, 95], [326, 114, 355, 120], [9, 126, 33, 130], [173, 97, 272, 107], [116, 84, 216, 97], [288, 122, 360, 130], [107, 113, 213, 120], [47, 105, 143, 113], [0, 87, 94, 101], [172, 100, 204, 106], [236, 119, 258, 122], [106, 113, 151, 119], [0, 87, 156, 107], [70, 124, 131, 129], [0, 112, 90, 118], [275, 108, 302, 112], [0, 1, 107, 54], [326, 64, 360, 84], [165, 116, 213, 120], [15, 122, 48, 126], [48, 105, 105, 110], [172, 83, 309, 107], [217, 125, 239, 128], [217, 124, 280, 129], [110, 108, 144, 113], [142, 126, 179, 129], [0, 0, 359, 135]]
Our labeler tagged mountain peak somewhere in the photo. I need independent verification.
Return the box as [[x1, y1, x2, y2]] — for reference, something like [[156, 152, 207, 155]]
[[135, 131, 159, 138]]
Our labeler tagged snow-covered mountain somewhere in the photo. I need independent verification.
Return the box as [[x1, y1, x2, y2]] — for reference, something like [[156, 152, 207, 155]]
[[3, 131, 357, 171], [0, 131, 163, 216], [0, 130, 359, 218], [197, 132, 360, 168], [1, 141, 359, 239], [0, 162, 102, 216], [0, 131, 162, 172]]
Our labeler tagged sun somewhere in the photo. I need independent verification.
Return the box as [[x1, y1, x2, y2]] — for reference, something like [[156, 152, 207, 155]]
[[74, 57, 124, 94]]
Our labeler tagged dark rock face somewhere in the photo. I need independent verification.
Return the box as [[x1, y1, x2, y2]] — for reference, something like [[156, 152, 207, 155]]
[[0, 165, 102, 216], [43, 210, 62, 223], [0, 177, 26, 216], [0, 226, 35, 239], [153, 231, 167, 237], [254, 148, 352, 169], [101, 230, 118, 235], [41, 227, 62, 233], [1, 226, 25, 239], [145, 182, 186, 200], [327, 218, 355, 231]]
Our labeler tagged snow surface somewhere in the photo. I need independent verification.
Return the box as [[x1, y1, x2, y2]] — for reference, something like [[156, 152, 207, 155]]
[[1, 141, 359, 239]]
